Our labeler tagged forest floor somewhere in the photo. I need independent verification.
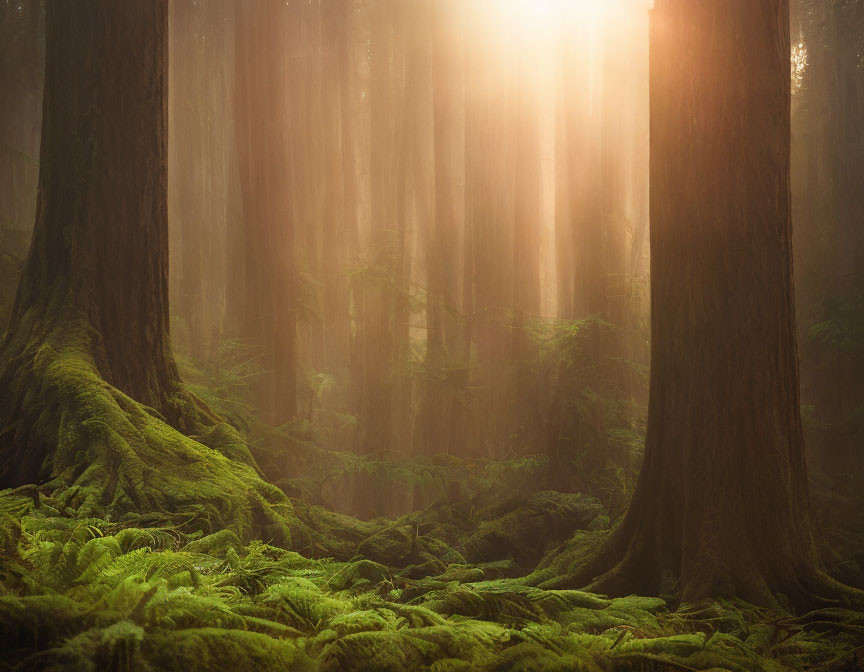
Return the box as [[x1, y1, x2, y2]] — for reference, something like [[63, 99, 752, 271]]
[[1, 342, 863, 671], [2, 481, 863, 671]]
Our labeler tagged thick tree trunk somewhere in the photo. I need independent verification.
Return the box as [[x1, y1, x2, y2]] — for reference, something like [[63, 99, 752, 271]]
[[560, 0, 857, 610], [0, 1, 291, 542], [2, 1, 179, 434]]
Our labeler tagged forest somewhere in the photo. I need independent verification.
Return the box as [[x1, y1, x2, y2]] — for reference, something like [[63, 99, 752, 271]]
[[0, 0, 863, 670]]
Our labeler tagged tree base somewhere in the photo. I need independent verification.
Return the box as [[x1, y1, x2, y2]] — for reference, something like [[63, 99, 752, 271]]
[[0, 320, 293, 544], [527, 524, 864, 614]]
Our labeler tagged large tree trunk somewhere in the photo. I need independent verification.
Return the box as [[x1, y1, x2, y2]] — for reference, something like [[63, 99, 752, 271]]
[[3, 1, 180, 435], [0, 1, 291, 542], [549, 0, 859, 610]]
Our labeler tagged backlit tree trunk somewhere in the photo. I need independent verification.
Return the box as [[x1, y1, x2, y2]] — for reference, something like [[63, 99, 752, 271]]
[[234, 0, 297, 425], [570, 0, 852, 609]]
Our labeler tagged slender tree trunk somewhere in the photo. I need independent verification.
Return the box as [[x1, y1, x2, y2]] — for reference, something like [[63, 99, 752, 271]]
[[464, 1, 514, 456], [553, 29, 574, 321], [421, 0, 467, 457], [169, 0, 207, 360], [570, 29, 604, 319], [598, 9, 629, 331], [234, 0, 297, 425], [511, 20, 542, 362], [0, 0, 43, 240]]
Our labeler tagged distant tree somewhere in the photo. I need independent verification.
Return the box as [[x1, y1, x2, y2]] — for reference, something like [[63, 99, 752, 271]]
[[0, 0, 43, 240], [233, 0, 297, 425], [792, 0, 864, 479]]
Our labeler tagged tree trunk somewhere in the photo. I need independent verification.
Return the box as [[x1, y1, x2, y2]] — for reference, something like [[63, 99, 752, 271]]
[[3, 1, 179, 429], [464, 0, 514, 457], [0, 0, 291, 542], [169, 0, 207, 360], [416, 0, 466, 458], [559, 0, 857, 610], [234, 0, 297, 425]]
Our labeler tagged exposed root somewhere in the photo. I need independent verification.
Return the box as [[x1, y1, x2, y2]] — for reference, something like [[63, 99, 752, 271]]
[[0, 320, 293, 543]]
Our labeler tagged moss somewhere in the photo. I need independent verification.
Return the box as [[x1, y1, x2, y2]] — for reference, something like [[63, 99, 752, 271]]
[[326, 559, 392, 592], [460, 491, 607, 565], [0, 326, 860, 670], [146, 628, 315, 672], [1, 498, 861, 671], [0, 322, 294, 544]]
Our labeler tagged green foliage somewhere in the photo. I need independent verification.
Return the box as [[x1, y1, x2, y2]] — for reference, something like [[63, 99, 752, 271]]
[[0, 294, 858, 671], [2, 487, 861, 671], [520, 316, 648, 514], [175, 337, 264, 431], [808, 290, 864, 354], [0, 318, 299, 557]]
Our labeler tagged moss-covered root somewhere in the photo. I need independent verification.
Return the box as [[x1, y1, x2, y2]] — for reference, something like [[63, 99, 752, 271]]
[[528, 524, 864, 615], [0, 325, 294, 544]]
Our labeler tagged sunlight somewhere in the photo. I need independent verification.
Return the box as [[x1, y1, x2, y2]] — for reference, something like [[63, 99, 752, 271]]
[[511, 0, 613, 28]]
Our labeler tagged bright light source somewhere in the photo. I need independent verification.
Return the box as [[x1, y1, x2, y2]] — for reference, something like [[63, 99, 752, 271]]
[[509, 0, 619, 32]]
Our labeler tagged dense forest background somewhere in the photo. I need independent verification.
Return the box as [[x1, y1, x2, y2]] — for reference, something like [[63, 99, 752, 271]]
[[3, 0, 863, 516], [1, 1, 863, 670], [2, 0, 657, 520]]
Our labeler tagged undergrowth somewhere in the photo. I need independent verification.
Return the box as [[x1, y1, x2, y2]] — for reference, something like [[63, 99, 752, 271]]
[[0, 323, 860, 670], [1, 486, 862, 671]]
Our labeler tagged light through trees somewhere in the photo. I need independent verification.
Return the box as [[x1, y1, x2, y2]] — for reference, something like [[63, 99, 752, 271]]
[[159, 0, 652, 516]]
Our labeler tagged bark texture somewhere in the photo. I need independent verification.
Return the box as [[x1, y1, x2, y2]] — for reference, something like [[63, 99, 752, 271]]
[[562, 0, 855, 610], [0, 2, 292, 543], [0, 1, 186, 487]]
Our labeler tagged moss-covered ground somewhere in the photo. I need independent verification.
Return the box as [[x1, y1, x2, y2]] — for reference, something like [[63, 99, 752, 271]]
[[0, 346, 862, 671], [2, 486, 863, 671]]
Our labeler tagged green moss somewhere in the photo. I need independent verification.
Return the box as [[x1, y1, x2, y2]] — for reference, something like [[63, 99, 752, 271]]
[[1, 498, 861, 671], [0, 324, 861, 671], [1, 323, 294, 544]]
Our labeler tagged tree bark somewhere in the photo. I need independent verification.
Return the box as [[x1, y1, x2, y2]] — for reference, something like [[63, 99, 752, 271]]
[[3, 1, 177, 424], [0, 1, 292, 544], [564, 0, 858, 610], [0, 0, 211, 491]]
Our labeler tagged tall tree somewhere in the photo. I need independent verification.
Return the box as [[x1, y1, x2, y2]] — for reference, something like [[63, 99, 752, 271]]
[[234, 0, 297, 425], [464, 0, 515, 456], [0, 0, 290, 538], [0, 0, 43, 241], [169, 0, 207, 360], [354, 0, 406, 458], [555, 0, 858, 609], [1, 1, 181, 445], [415, 0, 466, 457], [792, 0, 864, 479]]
